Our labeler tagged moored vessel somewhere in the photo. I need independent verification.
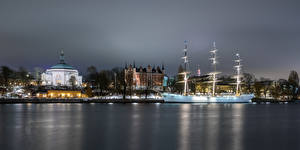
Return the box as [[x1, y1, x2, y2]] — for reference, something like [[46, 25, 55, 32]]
[[163, 93, 253, 103], [163, 41, 254, 103]]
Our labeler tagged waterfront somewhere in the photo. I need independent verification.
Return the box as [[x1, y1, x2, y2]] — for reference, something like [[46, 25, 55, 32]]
[[1, 103, 300, 150]]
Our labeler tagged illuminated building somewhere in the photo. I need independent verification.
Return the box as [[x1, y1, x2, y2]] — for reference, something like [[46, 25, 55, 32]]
[[125, 63, 165, 91], [41, 51, 82, 86], [191, 75, 235, 94], [36, 90, 87, 98]]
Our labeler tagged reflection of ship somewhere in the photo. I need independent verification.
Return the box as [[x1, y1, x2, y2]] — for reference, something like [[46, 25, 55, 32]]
[[163, 41, 254, 103]]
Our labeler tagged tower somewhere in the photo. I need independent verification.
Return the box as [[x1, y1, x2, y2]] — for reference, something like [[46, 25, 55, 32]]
[[125, 62, 128, 69], [197, 65, 201, 76]]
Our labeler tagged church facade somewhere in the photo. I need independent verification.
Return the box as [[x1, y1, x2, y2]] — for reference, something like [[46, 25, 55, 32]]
[[41, 51, 82, 86]]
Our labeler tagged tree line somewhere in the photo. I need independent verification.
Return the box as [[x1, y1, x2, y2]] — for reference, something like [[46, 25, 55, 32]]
[[253, 70, 299, 100], [85, 66, 155, 99], [85, 66, 125, 97]]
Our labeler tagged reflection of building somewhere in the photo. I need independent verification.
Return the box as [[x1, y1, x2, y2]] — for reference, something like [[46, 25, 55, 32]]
[[41, 51, 82, 86], [125, 64, 165, 91]]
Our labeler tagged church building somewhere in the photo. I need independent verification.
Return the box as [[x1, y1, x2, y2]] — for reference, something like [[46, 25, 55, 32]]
[[41, 51, 82, 86]]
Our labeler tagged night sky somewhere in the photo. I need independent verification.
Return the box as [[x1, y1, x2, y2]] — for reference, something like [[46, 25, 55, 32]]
[[0, 0, 299, 79]]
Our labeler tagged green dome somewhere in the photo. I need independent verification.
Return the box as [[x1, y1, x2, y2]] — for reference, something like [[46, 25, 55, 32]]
[[50, 50, 74, 69], [50, 63, 74, 69]]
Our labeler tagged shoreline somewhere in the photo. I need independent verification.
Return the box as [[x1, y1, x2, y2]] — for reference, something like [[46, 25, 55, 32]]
[[0, 98, 164, 104], [251, 98, 297, 103], [0, 98, 298, 104]]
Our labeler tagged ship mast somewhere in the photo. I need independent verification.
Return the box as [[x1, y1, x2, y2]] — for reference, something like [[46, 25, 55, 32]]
[[209, 42, 220, 97], [234, 51, 242, 96], [182, 40, 189, 96]]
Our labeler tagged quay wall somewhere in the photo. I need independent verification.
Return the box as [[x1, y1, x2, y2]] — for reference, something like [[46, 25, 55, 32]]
[[0, 98, 164, 104]]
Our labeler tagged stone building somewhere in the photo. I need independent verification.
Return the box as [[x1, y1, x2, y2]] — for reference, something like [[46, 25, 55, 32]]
[[124, 63, 165, 91]]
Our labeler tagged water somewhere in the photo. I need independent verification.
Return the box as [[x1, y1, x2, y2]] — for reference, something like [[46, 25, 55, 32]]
[[1, 103, 300, 150]]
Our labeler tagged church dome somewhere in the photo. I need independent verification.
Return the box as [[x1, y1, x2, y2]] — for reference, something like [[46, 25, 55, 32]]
[[50, 63, 74, 69], [50, 50, 75, 70]]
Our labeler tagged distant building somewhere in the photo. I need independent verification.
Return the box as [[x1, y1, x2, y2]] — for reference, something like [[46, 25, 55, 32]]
[[125, 63, 165, 91], [190, 75, 211, 93], [41, 51, 82, 86]]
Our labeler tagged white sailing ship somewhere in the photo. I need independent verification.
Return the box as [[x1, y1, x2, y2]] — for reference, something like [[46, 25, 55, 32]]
[[163, 41, 254, 103]]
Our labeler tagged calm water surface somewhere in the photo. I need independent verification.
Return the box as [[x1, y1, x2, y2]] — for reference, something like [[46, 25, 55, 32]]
[[1, 103, 300, 150]]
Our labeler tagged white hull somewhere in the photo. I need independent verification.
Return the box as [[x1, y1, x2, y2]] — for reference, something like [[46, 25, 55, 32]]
[[162, 93, 254, 103]]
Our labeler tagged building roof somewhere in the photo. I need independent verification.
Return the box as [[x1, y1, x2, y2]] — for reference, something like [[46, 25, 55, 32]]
[[130, 64, 164, 74]]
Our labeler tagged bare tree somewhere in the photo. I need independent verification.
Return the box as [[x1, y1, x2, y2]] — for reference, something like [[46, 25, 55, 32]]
[[0, 66, 14, 87], [288, 70, 299, 100], [242, 73, 255, 94], [69, 76, 76, 88]]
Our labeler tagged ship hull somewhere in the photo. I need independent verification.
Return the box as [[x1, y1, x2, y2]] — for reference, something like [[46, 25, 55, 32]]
[[162, 93, 253, 103]]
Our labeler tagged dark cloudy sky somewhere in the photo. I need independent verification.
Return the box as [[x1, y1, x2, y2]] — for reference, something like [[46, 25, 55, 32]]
[[0, 0, 299, 79]]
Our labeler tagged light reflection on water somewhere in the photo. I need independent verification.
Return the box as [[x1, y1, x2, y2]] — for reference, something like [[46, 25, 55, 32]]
[[232, 104, 244, 150], [1, 103, 300, 150], [178, 104, 191, 150]]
